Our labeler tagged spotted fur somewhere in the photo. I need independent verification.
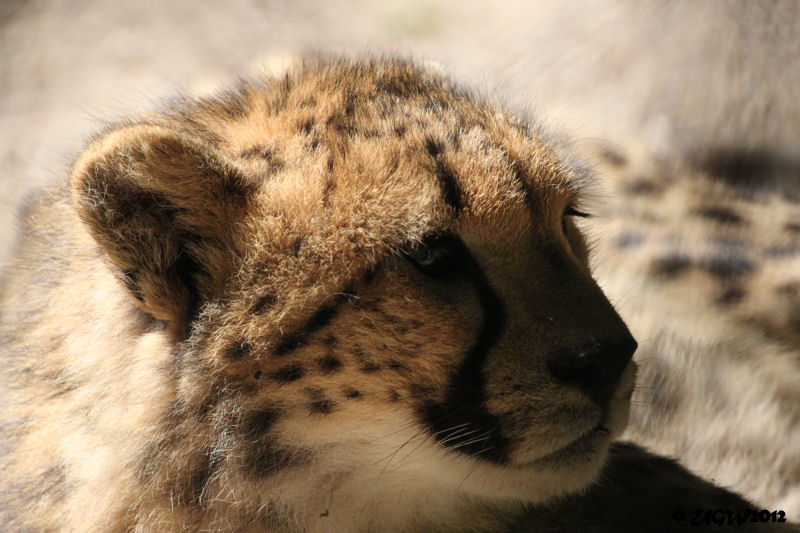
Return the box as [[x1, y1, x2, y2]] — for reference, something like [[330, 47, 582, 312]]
[[0, 58, 794, 532]]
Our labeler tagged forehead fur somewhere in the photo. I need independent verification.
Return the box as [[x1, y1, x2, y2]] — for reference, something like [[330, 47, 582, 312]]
[[176, 57, 577, 237], [162, 59, 582, 332]]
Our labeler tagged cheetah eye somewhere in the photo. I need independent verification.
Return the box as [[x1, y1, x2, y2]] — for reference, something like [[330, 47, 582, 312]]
[[561, 205, 590, 234], [401, 233, 468, 278]]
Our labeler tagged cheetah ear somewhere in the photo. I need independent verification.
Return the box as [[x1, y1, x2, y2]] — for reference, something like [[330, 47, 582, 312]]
[[71, 124, 255, 327]]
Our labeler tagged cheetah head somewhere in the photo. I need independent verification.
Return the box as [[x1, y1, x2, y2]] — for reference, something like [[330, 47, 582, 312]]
[[70, 59, 637, 515]]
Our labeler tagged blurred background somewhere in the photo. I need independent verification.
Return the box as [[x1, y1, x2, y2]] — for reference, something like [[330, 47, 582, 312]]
[[1, 0, 798, 259]]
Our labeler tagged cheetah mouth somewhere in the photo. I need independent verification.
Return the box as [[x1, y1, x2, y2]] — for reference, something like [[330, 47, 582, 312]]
[[522, 421, 612, 467], [559, 420, 611, 449], [519, 375, 635, 468]]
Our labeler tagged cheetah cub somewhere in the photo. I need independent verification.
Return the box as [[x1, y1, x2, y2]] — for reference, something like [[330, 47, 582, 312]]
[[0, 58, 791, 532]]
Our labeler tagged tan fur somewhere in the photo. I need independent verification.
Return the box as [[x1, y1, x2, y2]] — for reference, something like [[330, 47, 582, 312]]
[[0, 58, 795, 532]]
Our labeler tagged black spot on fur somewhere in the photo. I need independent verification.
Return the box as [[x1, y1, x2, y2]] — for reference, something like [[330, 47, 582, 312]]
[[243, 408, 282, 438], [785, 222, 800, 233], [764, 245, 798, 258], [252, 294, 277, 314], [243, 441, 307, 478], [447, 130, 462, 151], [615, 232, 646, 249], [253, 370, 262, 380], [322, 175, 335, 205], [696, 148, 780, 188], [225, 340, 251, 360], [344, 388, 361, 399], [306, 387, 336, 415], [704, 255, 754, 279], [239, 146, 284, 177], [270, 363, 305, 383], [622, 179, 662, 196], [691, 205, 746, 225], [776, 282, 799, 297], [361, 362, 381, 373], [317, 354, 342, 374], [600, 147, 627, 167], [651, 255, 691, 278], [510, 160, 534, 208], [375, 68, 427, 97], [240, 145, 269, 159], [273, 294, 352, 356], [388, 389, 401, 402], [356, 350, 381, 373], [424, 138, 442, 157], [409, 383, 435, 398], [387, 360, 407, 372], [274, 334, 303, 356], [292, 237, 305, 257], [204, 88, 250, 121], [299, 119, 314, 134]]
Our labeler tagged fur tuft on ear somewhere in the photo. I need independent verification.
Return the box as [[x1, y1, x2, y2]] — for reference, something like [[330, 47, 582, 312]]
[[71, 124, 255, 326]]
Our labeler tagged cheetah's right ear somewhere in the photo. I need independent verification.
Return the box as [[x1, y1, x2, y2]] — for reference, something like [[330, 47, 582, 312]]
[[71, 124, 256, 328]]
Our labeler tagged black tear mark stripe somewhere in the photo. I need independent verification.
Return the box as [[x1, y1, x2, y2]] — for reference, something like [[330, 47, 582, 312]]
[[273, 289, 356, 356], [416, 236, 511, 463], [425, 138, 463, 212]]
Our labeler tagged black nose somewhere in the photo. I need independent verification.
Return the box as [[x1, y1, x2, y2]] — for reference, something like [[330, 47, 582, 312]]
[[547, 333, 638, 403]]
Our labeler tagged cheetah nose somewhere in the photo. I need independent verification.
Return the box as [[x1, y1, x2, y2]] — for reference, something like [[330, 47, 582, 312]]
[[546, 333, 638, 403]]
